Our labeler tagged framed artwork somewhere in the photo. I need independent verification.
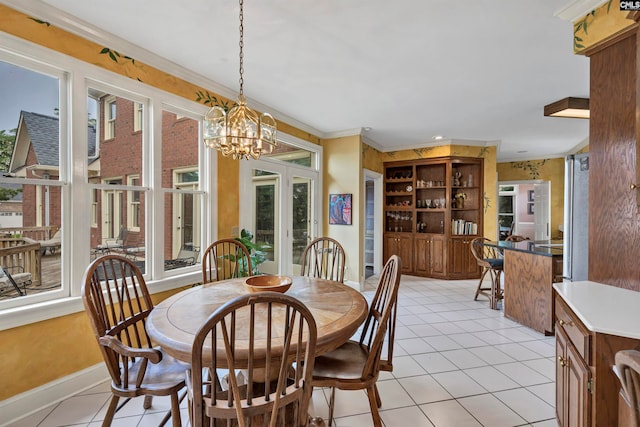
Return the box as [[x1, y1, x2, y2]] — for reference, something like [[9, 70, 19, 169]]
[[528, 190, 535, 202], [329, 193, 352, 225], [528, 203, 535, 215]]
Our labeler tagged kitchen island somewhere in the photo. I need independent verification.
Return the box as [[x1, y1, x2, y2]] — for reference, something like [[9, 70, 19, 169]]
[[485, 240, 563, 335]]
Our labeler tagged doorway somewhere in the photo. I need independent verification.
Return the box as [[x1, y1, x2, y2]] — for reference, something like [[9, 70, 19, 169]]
[[363, 169, 383, 280], [498, 181, 551, 240]]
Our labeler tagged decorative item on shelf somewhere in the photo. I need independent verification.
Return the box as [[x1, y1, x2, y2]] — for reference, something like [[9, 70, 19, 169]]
[[453, 171, 462, 187], [203, 0, 277, 160], [454, 190, 466, 209], [406, 185, 412, 192], [468, 173, 473, 187]]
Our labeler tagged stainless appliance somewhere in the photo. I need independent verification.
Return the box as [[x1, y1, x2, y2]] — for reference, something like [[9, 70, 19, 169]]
[[563, 153, 589, 281]]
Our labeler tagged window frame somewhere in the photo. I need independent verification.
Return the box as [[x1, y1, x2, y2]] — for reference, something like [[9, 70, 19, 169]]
[[127, 175, 141, 231], [104, 95, 116, 140], [0, 32, 216, 331]]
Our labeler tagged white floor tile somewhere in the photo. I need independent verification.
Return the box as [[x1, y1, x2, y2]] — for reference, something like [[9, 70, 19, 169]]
[[494, 387, 556, 423], [468, 345, 516, 365], [448, 333, 489, 348], [531, 418, 560, 426], [334, 412, 379, 427], [380, 406, 434, 427], [391, 355, 428, 378], [422, 335, 463, 351], [524, 358, 556, 380], [431, 371, 486, 398], [324, 388, 372, 419], [409, 323, 445, 337], [413, 352, 459, 374], [527, 382, 556, 406], [521, 340, 557, 358], [39, 393, 110, 427], [420, 399, 482, 427], [493, 342, 545, 361], [397, 337, 437, 355], [9, 404, 56, 427], [376, 379, 414, 409], [458, 393, 527, 427], [440, 349, 488, 369], [463, 366, 521, 392], [397, 375, 452, 404], [432, 321, 467, 335], [497, 362, 552, 386]]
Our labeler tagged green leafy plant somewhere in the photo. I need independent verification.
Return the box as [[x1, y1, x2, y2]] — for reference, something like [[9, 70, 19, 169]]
[[235, 229, 271, 275]]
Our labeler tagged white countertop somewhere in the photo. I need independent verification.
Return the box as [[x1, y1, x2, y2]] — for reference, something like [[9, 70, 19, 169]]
[[554, 281, 640, 340]]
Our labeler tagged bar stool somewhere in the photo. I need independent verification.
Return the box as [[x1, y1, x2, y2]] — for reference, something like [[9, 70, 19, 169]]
[[470, 237, 503, 309]]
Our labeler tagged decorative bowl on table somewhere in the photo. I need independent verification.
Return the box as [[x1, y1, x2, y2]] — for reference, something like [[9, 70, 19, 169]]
[[244, 275, 293, 293]]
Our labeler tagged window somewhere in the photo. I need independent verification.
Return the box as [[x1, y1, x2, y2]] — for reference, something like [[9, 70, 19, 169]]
[[133, 102, 143, 132], [162, 109, 202, 272], [104, 96, 116, 139], [0, 35, 214, 323], [90, 189, 98, 227], [127, 175, 141, 231]]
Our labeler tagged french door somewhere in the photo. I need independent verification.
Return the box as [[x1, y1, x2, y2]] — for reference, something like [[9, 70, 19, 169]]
[[240, 159, 319, 276]]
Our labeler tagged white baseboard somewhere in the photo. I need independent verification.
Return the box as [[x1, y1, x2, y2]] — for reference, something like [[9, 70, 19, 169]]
[[0, 363, 109, 427]]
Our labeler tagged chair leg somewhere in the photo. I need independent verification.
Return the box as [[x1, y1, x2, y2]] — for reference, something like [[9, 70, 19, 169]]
[[373, 383, 382, 408], [366, 385, 382, 427], [474, 268, 489, 300], [328, 387, 336, 427], [489, 269, 502, 310], [102, 395, 119, 427], [143, 395, 153, 409]]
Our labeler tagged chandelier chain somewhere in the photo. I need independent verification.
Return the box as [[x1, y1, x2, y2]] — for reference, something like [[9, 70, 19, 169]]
[[238, 0, 244, 96]]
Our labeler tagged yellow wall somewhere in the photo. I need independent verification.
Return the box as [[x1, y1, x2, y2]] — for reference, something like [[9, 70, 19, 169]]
[[496, 158, 565, 239], [322, 135, 363, 283], [376, 145, 499, 239], [573, 2, 636, 54]]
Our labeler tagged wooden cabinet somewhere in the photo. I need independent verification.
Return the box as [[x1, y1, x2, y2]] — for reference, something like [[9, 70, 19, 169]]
[[556, 326, 591, 427], [384, 233, 413, 274], [383, 156, 482, 279], [449, 237, 478, 278], [414, 234, 446, 278], [554, 289, 640, 427]]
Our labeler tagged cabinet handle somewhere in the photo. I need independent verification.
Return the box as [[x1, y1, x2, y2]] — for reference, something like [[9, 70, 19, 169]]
[[558, 319, 573, 327], [558, 355, 567, 367]]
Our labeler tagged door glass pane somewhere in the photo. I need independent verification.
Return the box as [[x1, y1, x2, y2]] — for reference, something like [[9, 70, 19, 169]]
[[253, 170, 279, 274], [263, 141, 315, 168], [291, 176, 311, 275]]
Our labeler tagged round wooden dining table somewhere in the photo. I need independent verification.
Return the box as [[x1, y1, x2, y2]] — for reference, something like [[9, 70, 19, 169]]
[[146, 275, 369, 365]]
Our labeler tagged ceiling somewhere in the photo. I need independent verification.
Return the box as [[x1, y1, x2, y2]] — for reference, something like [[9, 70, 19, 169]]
[[12, 0, 592, 161]]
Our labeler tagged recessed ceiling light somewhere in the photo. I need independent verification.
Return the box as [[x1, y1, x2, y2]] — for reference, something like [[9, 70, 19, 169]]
[[362, 127, 372, 132], [517, 150, 528, 153], [432, 135, 444, 140]]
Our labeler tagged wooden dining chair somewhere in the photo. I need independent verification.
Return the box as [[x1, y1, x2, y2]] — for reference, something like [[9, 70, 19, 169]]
[[505, 234, 529, 242], [470, 237, 504, 310], [616, 349, 640, 427], [187, 292, 318, 427], [202, 238, 253, 283], [311, 255, 401, 427], [300, 237, 346, 283], [81, 254, 188, 427]]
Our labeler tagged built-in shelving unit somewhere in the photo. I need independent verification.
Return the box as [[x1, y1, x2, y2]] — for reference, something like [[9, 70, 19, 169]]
[[383, 156, 483, 279]]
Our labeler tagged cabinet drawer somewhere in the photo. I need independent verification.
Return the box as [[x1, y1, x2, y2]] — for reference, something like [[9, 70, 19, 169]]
[[555, 296, 591, 365]]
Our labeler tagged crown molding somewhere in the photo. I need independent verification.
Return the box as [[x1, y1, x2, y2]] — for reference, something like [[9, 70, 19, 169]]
[[0, 0, 323, 139], [382, 138, 499, 154], [555, 0, 609, 21]]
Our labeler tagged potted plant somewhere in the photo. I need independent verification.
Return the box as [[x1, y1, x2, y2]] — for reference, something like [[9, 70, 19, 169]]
[[235, 229, 271, 274]]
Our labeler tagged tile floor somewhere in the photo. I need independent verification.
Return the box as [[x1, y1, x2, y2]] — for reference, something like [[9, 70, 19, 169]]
[[12, 275, 559, 427]]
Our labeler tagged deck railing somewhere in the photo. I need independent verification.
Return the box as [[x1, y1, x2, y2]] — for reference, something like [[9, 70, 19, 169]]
[[0, 239, 42, 287], [0, 226, 58, 240]]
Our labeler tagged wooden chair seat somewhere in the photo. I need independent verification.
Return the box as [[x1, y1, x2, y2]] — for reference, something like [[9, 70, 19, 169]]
[[120, 349, 189, 394], [312, 341, 371, 383]]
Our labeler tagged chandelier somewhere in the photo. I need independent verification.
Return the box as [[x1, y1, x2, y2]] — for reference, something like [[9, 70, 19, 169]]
[[203, 0, 277, 160]]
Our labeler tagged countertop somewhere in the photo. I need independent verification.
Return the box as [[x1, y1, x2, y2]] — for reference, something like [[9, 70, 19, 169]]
[[553, 281, 640, 340], [484, 239, 564, 257]]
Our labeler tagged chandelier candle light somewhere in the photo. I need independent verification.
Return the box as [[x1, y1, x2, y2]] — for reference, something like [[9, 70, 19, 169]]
[[203, 0, 277, 160]]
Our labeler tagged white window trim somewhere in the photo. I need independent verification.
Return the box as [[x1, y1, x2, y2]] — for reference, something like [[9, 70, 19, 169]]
[[0, 32, 216, 331], [104, 95, 116, 140], [133, 102, 143, 132]]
